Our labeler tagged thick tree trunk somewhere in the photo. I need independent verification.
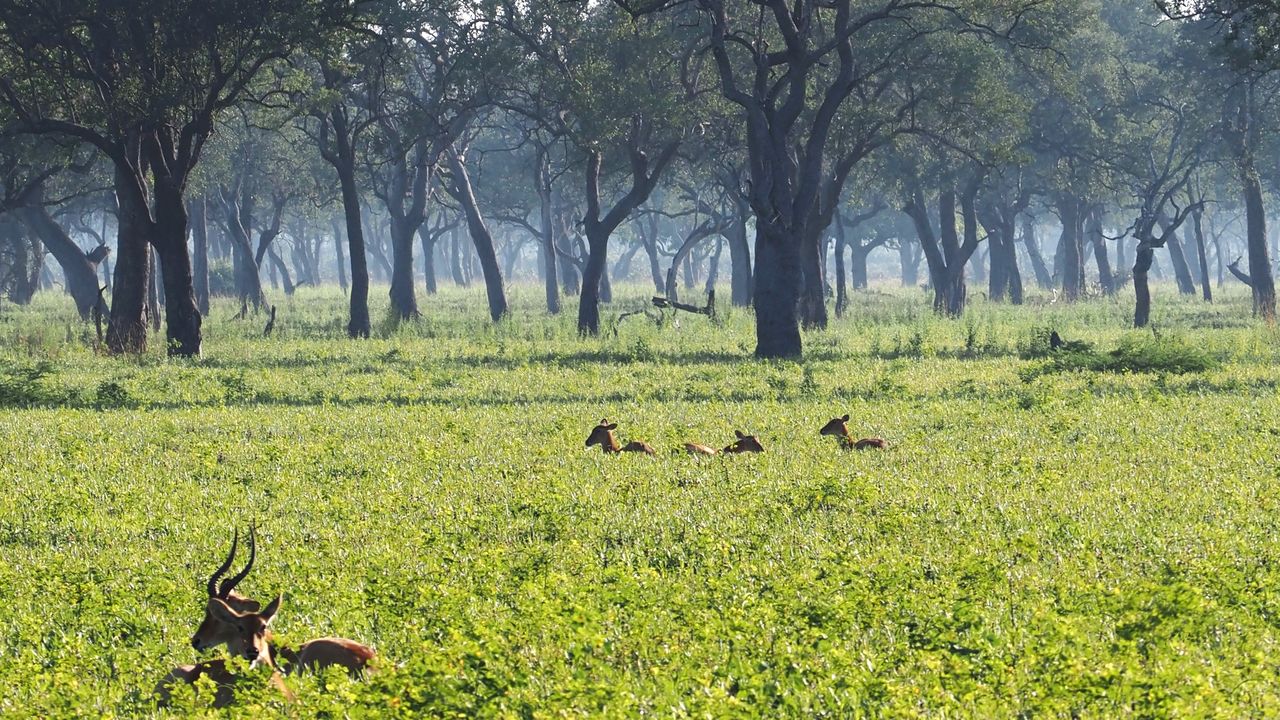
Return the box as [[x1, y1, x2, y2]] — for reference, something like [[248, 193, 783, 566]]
[[107, 168, 150, 354], [17, 203, 106, 319], [799, 219, 829, 330], [152, 188, 202, 356], [752, 223, 803, 358], [387, 215, 419, 319], [1057, 197, 1084, 302], [898, 239, 919, 287], [191, 195, 210, 315], [578, 231, 607, 335], [1134, 242, 1155, 328]]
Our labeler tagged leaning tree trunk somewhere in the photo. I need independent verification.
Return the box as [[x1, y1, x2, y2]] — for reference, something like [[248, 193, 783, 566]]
[[447, 151, 508, 322], [1021, 217, 1053, 290], [1161, 219, 1197, 296], [17, 202, 107, 320]]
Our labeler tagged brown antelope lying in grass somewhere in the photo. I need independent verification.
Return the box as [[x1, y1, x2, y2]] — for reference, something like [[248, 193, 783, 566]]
[[586, 419, 656, 455], [723, 430, 764, 453], [155, 527, 375, 707], [820, 414, 888, 450]]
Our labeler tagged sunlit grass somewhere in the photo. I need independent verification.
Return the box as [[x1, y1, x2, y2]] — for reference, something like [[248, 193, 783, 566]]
[[0, 283, 1277, 717]]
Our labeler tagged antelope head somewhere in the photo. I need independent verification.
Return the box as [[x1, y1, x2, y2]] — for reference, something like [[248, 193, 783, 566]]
[[191, 526, 261, 652], [585, 419, 619, 450], [819, 414, 851, 437], [724, 430, 764, 454], [205, 594, 283, 669]]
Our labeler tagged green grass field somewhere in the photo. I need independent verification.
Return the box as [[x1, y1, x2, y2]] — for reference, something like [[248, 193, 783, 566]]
[[1, 284, 1278, 718]]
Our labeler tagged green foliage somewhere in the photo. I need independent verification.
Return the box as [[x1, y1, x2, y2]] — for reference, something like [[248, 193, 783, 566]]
[[0, 285, 1277, 717]]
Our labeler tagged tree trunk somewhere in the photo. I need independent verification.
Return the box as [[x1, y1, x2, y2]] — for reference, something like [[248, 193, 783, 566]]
[[1057, 197, 1084, 302], [578, 231, 607, 335], [330, 216, 349, 294], [417, 223, 438, 295], [752, 222, 803, 358], [727, 200, 752, 306], [447, 150, 508, 322], [1087, 208, 1114, 297], [17, 202, 107, 320], [833, 213, 848, 317], [107, 167, 150, 354], [191, 195, 210, 315], [1160, 218, 1197, 296], [219, 190, 266, 311], [1223, 82, 1276, 321], [536, 152, 561, 314], [1134, 242, 1155, 328], [387, 215, 419, 319], [337, 161, 370, 338], [449, 227, 467, 287], [799, 218, 829, 330], [1190, 207, 1211, 302], [1021, 217, 1052, 289], [152, 187, 202, 356]]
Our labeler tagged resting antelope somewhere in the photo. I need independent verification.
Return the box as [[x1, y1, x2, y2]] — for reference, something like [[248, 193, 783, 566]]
[[156, 528, 375, 707], [156, 527, 279, 707], [819, 414, 888, 450], [585, 419, 656, 455], [723, 430, 764, 454]]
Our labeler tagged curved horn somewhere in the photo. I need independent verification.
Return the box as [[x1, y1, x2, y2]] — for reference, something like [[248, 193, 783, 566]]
[[218, 524, 256, 597], [206, 528, 239, 598]]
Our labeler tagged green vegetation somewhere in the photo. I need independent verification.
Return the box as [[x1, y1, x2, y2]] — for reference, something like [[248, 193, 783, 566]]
[[1, 286, 1278, 718]]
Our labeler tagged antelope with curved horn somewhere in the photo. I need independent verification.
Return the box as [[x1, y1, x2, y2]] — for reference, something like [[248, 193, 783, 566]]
[[156, 527, 282, 707], [155, 528, 375, 707], [585, 419, 656, 455], [819, 414, 888, 450], [723, 430, 764, 454]]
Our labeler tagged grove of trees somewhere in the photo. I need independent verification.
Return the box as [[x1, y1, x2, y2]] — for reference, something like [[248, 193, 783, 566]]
[[1, 0, 1277, 359]]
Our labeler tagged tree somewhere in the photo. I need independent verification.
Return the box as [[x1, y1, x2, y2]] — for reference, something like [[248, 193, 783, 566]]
[[0, 0, 355, 355]]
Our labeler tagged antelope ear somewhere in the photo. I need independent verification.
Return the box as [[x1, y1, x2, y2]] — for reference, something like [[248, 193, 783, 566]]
[[600, 418, 609, 424], [841, 414, 850, 422], [208, 597, 242, 623], [735, 430, 745, 439], [260, 594, 283, 625], [605, 423, 618, 431]]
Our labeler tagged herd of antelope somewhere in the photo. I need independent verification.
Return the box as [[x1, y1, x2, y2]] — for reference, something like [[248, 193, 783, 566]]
[[155, 526, 375, 707], [586, 412, 888, 455], [154, 412, 882, 707]]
